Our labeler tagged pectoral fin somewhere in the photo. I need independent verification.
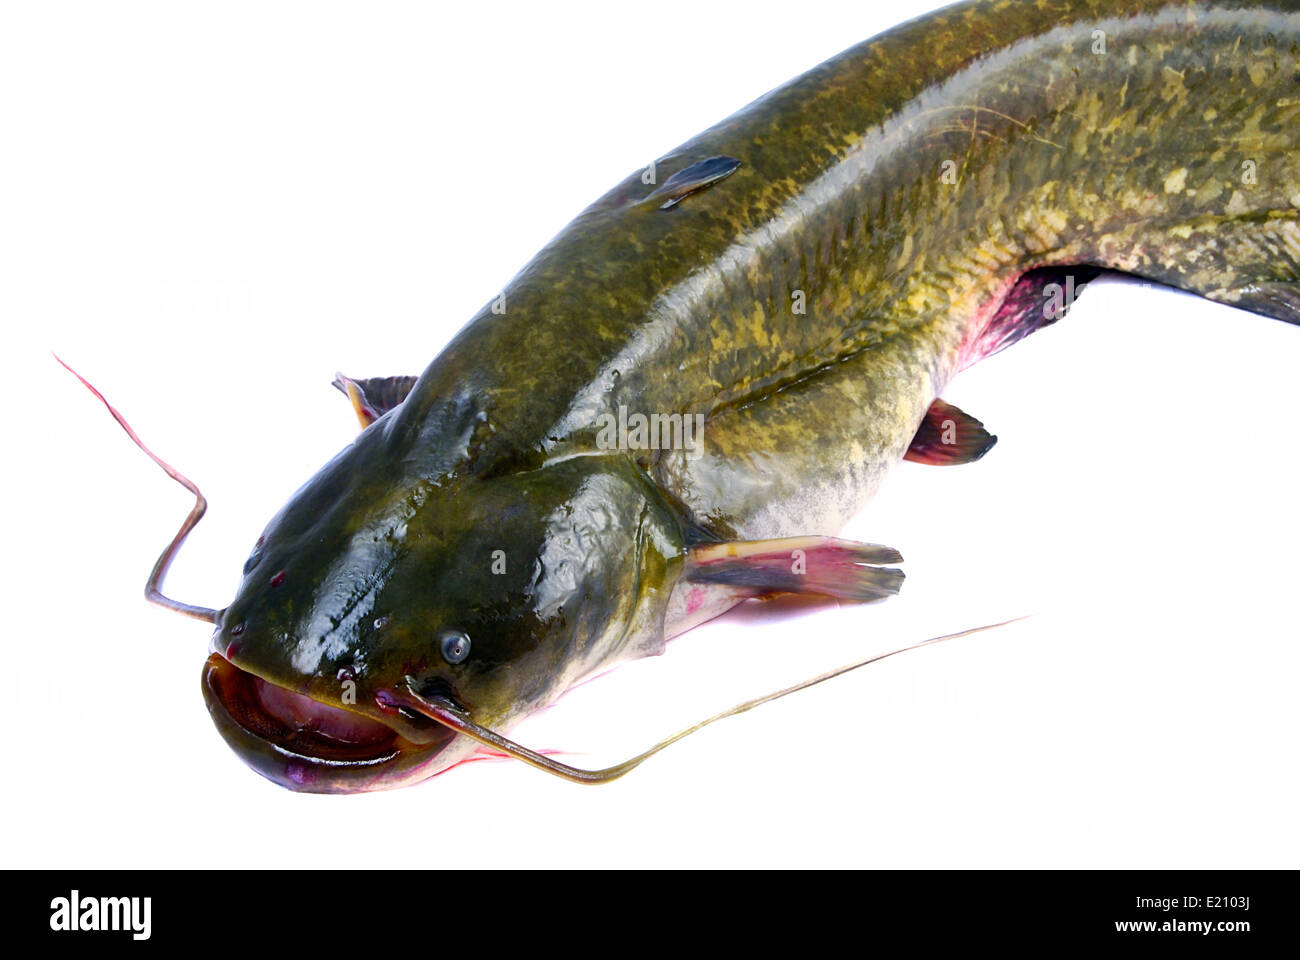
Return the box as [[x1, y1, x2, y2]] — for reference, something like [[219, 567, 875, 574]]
[[904, 398, 996, 466], [685, 535, 903, 602], [331, 373, 418, 429]]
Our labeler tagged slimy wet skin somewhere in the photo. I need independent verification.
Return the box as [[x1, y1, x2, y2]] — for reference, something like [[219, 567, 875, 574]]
[[75, 1, 1300, 790]]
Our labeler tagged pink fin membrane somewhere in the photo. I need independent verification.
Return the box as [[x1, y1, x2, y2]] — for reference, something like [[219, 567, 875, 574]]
[[961, 265, 1101, 369], [905, 398, 996, 466], [686, 536, 903, 603]]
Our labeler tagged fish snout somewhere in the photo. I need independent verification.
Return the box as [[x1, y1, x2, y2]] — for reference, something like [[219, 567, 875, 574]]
[[201, 653, 465, 792]]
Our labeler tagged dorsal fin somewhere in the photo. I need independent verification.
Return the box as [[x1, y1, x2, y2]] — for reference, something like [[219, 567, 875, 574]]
[[642, 156, 741, 210]]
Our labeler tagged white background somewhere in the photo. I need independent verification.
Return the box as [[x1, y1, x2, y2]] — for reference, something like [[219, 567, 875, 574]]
[[4, 0, 1297, 868]]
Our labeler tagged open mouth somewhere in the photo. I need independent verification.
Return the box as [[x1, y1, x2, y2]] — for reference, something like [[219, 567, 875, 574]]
[[201, 653, 460, 792]]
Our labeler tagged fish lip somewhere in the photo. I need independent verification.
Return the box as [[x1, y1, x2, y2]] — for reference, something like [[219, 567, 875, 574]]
[[201, 653, 461, 793]]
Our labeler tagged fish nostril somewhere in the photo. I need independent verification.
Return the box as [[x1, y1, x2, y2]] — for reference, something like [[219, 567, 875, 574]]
[[417, 676, 458, 704], [270, 571, 286, 588], [229, 622, 246, 638], [243, 537, 265, 575]]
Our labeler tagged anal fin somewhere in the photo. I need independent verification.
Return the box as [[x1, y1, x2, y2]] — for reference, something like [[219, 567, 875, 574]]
[[1210, 281, 1300, 325], [964, 265, 1101, 367]]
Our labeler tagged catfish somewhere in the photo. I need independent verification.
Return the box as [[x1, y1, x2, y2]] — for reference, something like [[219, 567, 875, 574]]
[[71, 0, 1300, 791]]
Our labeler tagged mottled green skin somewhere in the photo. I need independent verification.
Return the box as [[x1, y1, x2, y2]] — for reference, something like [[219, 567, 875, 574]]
[[207, 0, 1300, 790]]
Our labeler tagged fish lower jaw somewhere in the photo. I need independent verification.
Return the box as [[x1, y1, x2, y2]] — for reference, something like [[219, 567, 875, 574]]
[[201, 653, 468, 793]]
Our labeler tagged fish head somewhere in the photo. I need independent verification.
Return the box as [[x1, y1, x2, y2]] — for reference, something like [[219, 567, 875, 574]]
[[203, 429, 686, 793]]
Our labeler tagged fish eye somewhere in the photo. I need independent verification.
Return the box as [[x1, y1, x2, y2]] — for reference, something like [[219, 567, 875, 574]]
[[439, 629, 471, 664]]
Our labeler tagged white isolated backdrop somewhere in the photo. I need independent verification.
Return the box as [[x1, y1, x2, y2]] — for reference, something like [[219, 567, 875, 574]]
[[4, 0, 1297, 869]]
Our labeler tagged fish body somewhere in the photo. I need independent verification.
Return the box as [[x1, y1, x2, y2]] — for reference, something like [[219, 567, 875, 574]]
[[197, 0, 1299, 791]]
